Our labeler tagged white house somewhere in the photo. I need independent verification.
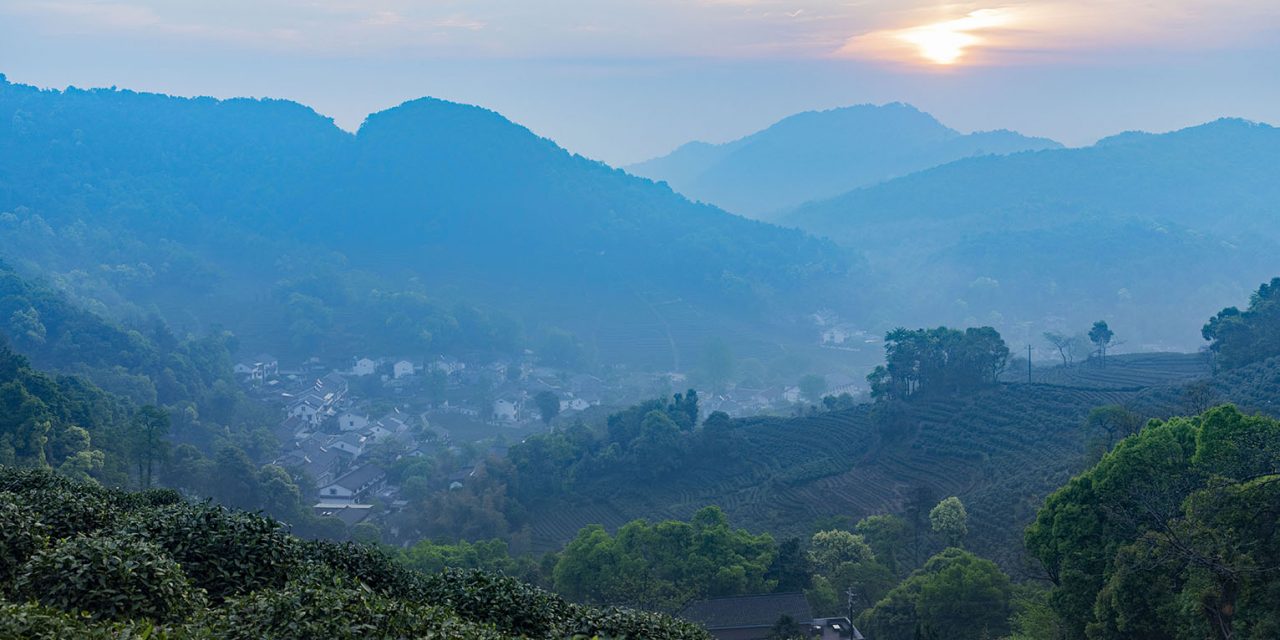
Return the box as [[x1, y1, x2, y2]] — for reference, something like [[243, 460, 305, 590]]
[[351, 357, 376, 377], [317, 464, 386, 502], [364, 423, 394, 442], [393, 360, 415, 379], [329, 432, 367, 458], [338, 412, 370, 432], [493, 399, 518, 423], [288, 397, 323, 426]]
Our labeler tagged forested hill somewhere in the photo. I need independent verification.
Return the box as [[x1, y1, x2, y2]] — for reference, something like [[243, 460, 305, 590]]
[[783, 118, 1280, 350], [0, 75, 859, 365], [507, 350, 1279, 571], [789, 118, 1280, 241], [627, 103, 1059, 218]]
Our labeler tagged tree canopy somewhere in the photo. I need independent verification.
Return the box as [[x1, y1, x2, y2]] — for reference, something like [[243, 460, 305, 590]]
[[1203, 276, 1280, 370], [867, 326, 1009, 401], [1026, 405, 1280, 639]]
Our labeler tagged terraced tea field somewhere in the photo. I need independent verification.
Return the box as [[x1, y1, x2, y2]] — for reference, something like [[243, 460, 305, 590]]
[[526, 351, 1273, 571]]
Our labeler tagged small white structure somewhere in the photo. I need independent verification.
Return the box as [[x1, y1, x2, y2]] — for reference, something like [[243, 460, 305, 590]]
[[365, 423, 394, 442], [393, 360, 415, 379], [351, 357, 376, 377], [561, 397, 591, 412], [493, 399, 518, 423], [330, 432, 367, 458]]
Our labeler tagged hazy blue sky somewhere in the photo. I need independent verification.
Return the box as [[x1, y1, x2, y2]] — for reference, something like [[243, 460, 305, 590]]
[[3, 1, 1278, 164]]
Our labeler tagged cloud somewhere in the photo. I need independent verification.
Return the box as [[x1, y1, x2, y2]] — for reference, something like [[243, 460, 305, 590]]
[[834, 1, 1280, 67], [3, 0, 1277, 61]]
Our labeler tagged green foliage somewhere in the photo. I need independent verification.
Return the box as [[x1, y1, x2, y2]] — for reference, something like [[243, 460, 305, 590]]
[[0, 600, 185, 640], [553, 506, 776, 612], [0, 465, 709, 639], [1088, 321, 1114, 360], [0, 491, 49, 589], [117, 502, 302, 601], [535, 390, 561, 425], [808, 529, 873, 575], [928, 497, 968, 548], [1204, 277, 1280, 369], [859, 547, 1012, 640], [855, 515, 910, 577], [398, 537, 543, 586], [1080, 404, 1145, 460], [868, 326, 1009, 401], [1026, 405, 1280, 639], [201, 577, 502, 640], [15, 533, 204, 622]]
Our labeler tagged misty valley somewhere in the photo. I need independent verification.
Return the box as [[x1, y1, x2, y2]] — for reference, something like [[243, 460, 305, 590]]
[[1, 72, 1279, 640]]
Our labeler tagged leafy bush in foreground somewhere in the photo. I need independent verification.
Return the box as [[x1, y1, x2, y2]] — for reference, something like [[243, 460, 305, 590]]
[[15, 533, 204, 622], [0, 465, 710, 639]]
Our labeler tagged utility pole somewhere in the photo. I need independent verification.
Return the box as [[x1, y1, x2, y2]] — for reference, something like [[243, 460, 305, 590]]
[[1027, 344, 1033, 383], [846, 587, 857, 624]]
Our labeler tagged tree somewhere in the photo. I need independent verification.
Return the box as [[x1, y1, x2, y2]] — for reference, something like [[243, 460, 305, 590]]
[[553, 506, 776, 612], [860, 548, 1012, 640], [1203, 277, 1280, 369], [1088, 321, 1114, 365], [534, 391, 560, 425], [798, 374, 827, 405], [929, 497, 968, 548], [130, 405, 170, 489], [766, 537, 810, 592], [855, 514, 909, 577], [1081, 404, 1144, 459], [868, 326, 1008, 401], [1042, 332, 1079, 367], [766, 615, 808, 640], [809, 530, 873, 576], [1026, 405, 1280, 640]]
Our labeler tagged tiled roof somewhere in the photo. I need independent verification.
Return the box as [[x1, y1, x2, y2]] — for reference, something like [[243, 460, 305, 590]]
[[680, 592, 812, 630]]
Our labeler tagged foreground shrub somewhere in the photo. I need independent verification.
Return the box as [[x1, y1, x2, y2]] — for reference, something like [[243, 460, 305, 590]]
[[15, 534, 203, 622], [420, 568, 574, 637], [301, 539, 423, 598], [201, 578, 504, 640], [0, 491, 49, 588], [119, 502, 301, 601], [569, 603, 714, 640]]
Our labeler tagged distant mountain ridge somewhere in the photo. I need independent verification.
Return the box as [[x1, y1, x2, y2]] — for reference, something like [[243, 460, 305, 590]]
[[0, 75, 861, 367], [783, 116, 1280, 351], [627, 103, 1061, 218]]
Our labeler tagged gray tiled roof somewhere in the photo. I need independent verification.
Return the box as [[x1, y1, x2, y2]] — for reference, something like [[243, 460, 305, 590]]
[[680, 592, 812, 630]]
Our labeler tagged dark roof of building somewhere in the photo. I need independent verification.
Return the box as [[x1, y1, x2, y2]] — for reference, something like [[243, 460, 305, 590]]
[[317, 505, 373, 526], [680, 592, 813, 630], [327, 464, 386, 490]]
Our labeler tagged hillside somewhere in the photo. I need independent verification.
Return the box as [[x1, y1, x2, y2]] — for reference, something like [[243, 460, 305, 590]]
[[627, 103, 1059, 218], [784, 118, 1280, 350], [0, 75, 860, 368], [519, 352, 1271, 572], [0, 466, 708, 639]]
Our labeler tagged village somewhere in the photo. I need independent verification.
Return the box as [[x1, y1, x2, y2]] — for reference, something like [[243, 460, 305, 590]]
[[232, 351, 864, 531]]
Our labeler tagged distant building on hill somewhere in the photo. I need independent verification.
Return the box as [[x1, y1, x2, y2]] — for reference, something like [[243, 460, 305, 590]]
[[680, 592, 861, 640]]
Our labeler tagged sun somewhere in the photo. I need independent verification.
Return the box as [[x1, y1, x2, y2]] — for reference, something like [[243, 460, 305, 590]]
[[899, 25, 979, 64], [895, 9, 1012, 65]]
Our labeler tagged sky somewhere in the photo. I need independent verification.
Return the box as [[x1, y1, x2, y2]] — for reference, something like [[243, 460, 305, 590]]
[[2, 1, 1279, 165]]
